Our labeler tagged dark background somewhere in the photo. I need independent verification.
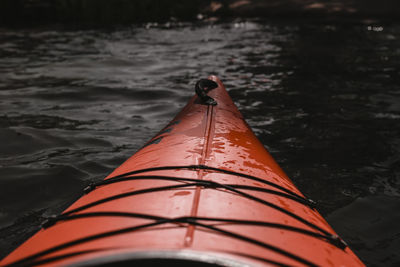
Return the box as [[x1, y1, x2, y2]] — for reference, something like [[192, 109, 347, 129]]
[[1, 0, 400, 25]]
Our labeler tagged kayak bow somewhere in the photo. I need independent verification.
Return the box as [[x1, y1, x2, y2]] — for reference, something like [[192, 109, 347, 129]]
[[0, 76, 365, 267]]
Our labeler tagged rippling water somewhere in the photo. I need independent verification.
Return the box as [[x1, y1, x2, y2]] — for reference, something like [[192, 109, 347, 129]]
[[0, 20, 399, 266]]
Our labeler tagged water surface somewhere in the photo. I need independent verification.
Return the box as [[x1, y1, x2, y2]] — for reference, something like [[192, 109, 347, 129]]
[[0, 20, 399, 266]]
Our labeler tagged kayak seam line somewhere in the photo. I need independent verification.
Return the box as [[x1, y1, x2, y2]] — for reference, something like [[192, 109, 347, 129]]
[[185, 104, 215, 247]]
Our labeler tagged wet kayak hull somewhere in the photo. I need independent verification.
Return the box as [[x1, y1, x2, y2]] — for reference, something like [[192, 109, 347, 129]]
[[0, 76, 364, 267]]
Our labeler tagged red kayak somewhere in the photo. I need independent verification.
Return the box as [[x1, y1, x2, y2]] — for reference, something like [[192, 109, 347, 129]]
[[1, 76, 364, 267]]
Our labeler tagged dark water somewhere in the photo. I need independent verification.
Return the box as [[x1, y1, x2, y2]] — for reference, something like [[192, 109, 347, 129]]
[[0, 20, 399, 266]]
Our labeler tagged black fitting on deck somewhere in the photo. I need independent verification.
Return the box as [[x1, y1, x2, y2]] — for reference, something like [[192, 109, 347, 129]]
[[41, 215, 58, 229], [84, 183, 96, 194], [195, 79, 218, 106], [330, 234, 348, 249]]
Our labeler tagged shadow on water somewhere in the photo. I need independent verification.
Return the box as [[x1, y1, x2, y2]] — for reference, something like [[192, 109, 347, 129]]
[[0, 20, 399, 266]]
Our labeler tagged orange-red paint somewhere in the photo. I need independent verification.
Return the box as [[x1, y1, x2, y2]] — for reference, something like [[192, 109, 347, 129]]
[[0, 76, 365, 267]]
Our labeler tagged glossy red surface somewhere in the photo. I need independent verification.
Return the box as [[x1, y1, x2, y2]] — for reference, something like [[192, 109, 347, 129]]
[[0, 76, 365, 267]]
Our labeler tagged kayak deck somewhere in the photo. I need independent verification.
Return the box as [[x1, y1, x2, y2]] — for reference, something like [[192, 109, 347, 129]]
[[0, 76, 364, 267]]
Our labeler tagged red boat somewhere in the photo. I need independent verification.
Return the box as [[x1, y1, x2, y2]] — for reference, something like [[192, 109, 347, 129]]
[[0, 76, 365, 267]]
